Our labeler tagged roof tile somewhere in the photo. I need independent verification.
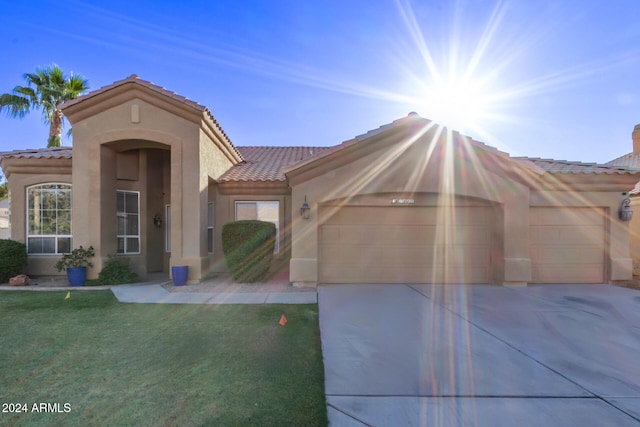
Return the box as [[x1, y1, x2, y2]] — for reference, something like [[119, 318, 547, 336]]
[[514, 157, 640, 175], [606, 152, 640, 170], [0, 146, 72, 160], [219, 146, 332, 182]]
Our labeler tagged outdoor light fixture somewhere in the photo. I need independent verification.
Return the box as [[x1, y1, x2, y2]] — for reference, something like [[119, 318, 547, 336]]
[[300, 196, 311, 220], [619, 198, 633, 222], [153, 213, 162, 228]]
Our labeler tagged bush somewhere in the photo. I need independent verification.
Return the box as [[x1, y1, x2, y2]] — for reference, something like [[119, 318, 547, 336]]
[[95, 256, 139, 285], [0, 239, 28, 283], [222, 220, 276, 283], [55, 245, 95, 271]]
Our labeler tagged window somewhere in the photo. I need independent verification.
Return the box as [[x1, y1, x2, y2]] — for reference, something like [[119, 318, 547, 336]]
[[235, 201, 279, 253], [117, 190, 140, 254], [207, 202, 214, 254], [27, 184, 72, 254]]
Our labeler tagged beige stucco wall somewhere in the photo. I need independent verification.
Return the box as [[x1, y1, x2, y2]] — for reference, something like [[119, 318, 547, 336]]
[[215, 184, 293, 273], [531, 190, 633, 281], [66, 93, 238, 281], [288, 126, 533, 286], [288, 122, 636, 286], [2, 161, 72, 275], [630, 198, 640, 275]]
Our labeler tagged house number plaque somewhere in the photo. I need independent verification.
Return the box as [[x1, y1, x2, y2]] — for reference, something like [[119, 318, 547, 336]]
[[390, 198, 415, 205]]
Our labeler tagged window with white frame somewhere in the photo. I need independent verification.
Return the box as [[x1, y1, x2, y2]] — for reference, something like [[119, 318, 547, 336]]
[[117, 190, 140, 254], [26, 184, 72, 254], [207, 202, 214, 254], [235, 201, 279, 253]]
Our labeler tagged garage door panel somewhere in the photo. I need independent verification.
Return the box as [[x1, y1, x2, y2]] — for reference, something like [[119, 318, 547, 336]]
[[530, 245, 602, 263], [320, 244, 490, 267], [321, 225, 490, 246], [531, 264, 604, 284], [530, 226, 604, 245], [529, 207, 604, 283], [529, 208, 603, 226], [319, 205, 492, 284], [319, 263, 490, 284]]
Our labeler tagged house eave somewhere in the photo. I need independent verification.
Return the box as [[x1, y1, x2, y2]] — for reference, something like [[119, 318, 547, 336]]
[[217, 180, 291, 196]]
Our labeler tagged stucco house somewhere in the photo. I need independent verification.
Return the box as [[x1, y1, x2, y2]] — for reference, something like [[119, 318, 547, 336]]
[[607, 124, 640, 274], [1, 75, 639, 286]]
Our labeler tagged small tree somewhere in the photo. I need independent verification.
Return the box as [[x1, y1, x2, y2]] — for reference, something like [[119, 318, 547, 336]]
[[222, 220, 276, 283]]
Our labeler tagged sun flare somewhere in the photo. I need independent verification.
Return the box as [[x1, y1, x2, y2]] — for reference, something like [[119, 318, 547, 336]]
[[416, 77, 493, 134]]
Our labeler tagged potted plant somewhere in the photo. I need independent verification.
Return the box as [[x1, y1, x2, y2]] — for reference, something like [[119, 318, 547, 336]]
[[55, 245, 95, 286]]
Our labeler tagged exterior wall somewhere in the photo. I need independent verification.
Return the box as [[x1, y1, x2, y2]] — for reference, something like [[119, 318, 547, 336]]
[[215, 184, 292, 275], [288, 128, 531, 286], [69, 97, 236, 281], [4, 166, 72, 275], [531, 190, 633, 282], [630, 197, 640, 275]]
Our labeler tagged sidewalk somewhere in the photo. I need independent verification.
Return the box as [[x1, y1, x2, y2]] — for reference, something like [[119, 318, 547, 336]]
[[0, 270, 318, 305]]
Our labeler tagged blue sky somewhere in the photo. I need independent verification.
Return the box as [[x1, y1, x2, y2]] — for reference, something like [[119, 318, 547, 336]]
[[1, 0, 640, 167]]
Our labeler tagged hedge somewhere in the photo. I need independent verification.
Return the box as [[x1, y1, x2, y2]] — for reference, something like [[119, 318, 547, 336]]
[[0, 239, 28, 283], [222, 220, 276, 283]]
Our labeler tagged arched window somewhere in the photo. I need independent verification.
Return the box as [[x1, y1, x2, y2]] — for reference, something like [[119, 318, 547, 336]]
[[26, 184, 72, 254]]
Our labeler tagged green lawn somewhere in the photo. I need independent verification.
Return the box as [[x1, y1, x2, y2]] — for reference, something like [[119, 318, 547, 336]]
[[0, 291, 327, 426]]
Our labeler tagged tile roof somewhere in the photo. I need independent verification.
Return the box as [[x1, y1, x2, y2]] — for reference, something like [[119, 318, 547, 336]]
[[513, 157, 640, 175], [62, 75, 241, 161], [606, 152, 640, 170], [64, 74, 207, 113], [219, 146, 332, 182], [0, 146, 72, 160]]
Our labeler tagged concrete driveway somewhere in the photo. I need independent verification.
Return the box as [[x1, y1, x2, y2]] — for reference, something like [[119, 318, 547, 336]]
[[318, 284, 640, 426]]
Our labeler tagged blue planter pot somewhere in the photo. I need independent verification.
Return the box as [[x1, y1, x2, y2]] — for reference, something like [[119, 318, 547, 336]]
[[172, 266, 188, 286], [67, 267, 87, 287]]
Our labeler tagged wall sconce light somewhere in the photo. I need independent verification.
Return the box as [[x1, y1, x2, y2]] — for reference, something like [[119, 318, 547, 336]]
[[619, 198, 633, 222], [153, 213, 162, 228], [300, 196, 311, 220]]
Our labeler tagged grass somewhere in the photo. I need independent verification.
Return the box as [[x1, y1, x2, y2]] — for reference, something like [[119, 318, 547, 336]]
[[0, 291, 327, 426]]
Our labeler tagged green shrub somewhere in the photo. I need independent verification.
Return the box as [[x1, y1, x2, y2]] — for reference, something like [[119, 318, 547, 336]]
[[95, 256, 139, 285], [55, 245, 95, 271], [222, 220, 276, 283], [0, 239, 28, 282]]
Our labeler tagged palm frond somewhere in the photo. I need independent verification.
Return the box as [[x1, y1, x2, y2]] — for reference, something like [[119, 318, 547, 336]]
[[4, 64, 90, 146], [0, 93, 30, 118]]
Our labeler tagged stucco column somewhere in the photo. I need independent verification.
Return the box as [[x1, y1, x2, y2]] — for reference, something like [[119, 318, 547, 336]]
[[169, 139, 206, 281], [289, 188, 318, 286], [609, 199, 633, 281], [72, 136, 113, 279], [502, 190, 532, 286], [169, 143, 184, 264]]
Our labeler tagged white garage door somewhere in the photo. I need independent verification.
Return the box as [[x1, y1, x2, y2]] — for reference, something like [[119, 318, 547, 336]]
[[318, 206, 492, 283], [529, 207, 605, 283]]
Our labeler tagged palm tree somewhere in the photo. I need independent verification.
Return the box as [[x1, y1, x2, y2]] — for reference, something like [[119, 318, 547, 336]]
[[0, 64, 89, 147]]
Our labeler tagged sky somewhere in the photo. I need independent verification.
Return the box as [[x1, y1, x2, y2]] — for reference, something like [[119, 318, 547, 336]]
[[1, 0, 640, 171]]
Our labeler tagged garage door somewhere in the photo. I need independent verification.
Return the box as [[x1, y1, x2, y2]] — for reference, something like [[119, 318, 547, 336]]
[[318, 206, 492, 283], [529, 207, 605, 283]]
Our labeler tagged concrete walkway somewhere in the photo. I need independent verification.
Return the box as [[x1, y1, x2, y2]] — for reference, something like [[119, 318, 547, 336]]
[[111, 283, 317, 304], [319, 283, 640, 426], [0, 273, 317, 305]]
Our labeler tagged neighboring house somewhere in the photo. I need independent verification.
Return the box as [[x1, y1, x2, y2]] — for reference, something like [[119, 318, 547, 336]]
[[0, 198, 9, 239], [607, 124, 640, 273], [1, 75, 638, 285]]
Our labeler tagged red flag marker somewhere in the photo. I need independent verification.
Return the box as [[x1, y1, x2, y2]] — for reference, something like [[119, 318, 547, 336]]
[[279, 314, 287, 326]]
